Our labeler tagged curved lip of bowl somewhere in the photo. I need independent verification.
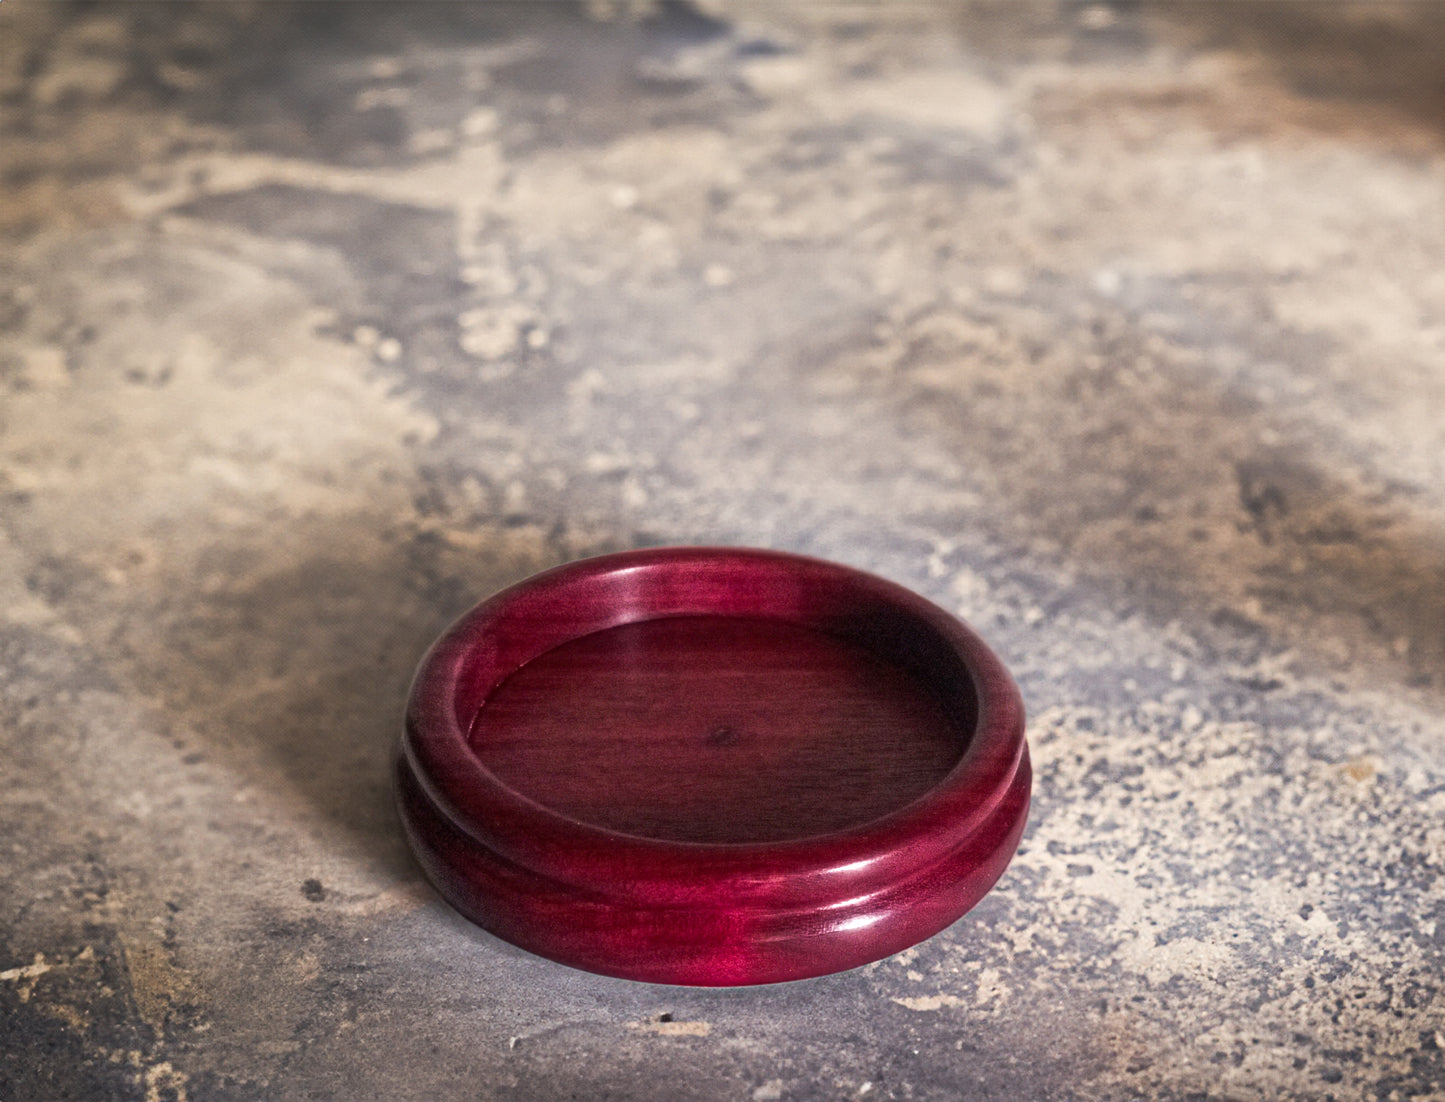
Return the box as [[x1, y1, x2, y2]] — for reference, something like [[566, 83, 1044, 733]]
[[400, 546, 1027, 908]]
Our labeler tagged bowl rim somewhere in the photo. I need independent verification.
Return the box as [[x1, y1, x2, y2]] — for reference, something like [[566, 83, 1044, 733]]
[[400, 545, 1027, 909]]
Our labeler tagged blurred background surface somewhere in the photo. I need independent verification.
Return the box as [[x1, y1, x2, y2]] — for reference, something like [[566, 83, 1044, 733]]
[[2, 3, 1444, 1099]]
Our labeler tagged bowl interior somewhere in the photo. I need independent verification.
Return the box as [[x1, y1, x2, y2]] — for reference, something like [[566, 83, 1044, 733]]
[[469, 613, 974, 844]]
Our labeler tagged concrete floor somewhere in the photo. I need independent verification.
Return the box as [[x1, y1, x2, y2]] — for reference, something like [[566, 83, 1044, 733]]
[[3, 2, 1445, 1099]]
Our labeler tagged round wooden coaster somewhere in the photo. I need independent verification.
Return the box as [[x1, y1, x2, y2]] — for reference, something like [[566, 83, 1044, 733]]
[[396, 547, 1030, 986]]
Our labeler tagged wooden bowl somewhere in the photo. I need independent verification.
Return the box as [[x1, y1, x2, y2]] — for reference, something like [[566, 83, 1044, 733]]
[[396, 547, 1030, 986]]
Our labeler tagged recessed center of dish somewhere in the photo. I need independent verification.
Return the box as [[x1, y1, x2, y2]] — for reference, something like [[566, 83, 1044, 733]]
[[470, 615, 967, 844]]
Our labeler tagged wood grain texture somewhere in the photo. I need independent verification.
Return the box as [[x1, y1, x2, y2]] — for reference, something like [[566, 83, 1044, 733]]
[[397, 546, 1029, 986], [474, 615, 963, 843]]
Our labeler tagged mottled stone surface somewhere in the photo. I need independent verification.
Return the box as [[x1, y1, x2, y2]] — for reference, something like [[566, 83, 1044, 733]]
[[3, 3, 1445, 1099]]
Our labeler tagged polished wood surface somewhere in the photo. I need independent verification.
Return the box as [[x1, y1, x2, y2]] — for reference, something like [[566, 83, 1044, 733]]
[[397, 547, 1030, 986], [474, 615, 963, 844]]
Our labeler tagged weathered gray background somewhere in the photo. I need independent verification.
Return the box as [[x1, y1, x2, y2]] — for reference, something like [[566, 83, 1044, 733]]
[[3, 2, 1444, 1099]]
